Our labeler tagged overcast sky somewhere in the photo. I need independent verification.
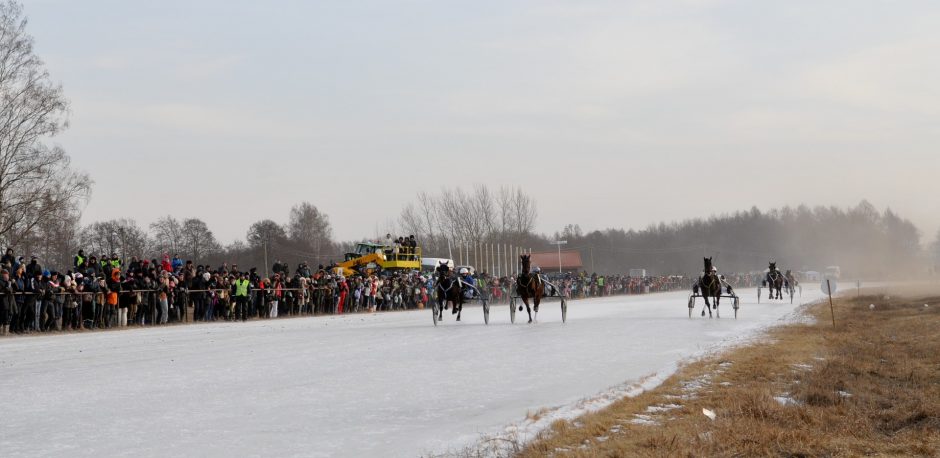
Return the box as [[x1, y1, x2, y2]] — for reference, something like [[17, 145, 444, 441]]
[[21, 0, 940, 244]]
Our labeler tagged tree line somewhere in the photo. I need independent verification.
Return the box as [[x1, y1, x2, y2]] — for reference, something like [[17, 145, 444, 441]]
[[545, 201, 925, 278]]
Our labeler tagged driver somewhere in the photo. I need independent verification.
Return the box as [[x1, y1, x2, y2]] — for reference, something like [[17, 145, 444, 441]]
[[533, 266, 556, 296], [459, 267, 475, 299]]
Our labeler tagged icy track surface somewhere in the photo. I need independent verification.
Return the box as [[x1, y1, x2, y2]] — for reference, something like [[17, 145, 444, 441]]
[[0, 286, 826, 457]]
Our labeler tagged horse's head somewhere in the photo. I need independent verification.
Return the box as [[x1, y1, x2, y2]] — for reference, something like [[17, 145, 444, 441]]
[[703, 257, 713, 273], [520, 254, 531, 273], [769, 261, 777, 271]]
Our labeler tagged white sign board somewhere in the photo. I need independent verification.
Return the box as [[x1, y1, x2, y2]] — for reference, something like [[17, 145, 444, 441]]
[[821, 279, 838, 295]]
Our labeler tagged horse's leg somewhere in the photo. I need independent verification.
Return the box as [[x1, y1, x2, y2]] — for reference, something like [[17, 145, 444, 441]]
[[702, 294, 711, 317], [522, 296, 533, 323], [456, 298, 462, 322], [533, 294, 541, 322]]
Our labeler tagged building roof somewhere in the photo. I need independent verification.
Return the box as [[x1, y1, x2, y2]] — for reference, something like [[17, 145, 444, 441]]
[[529, 250, 583, 271]]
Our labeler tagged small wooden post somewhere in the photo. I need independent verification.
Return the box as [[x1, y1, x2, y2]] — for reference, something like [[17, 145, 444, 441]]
[[827, 279, 835, 327]]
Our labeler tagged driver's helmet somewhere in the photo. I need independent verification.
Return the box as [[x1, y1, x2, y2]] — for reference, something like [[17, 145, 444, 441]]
[[459, 267, 469, 275], [533, 266, 542, 273], [710, 266, 718, 273]]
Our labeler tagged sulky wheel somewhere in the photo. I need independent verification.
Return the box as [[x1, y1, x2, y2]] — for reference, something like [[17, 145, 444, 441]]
[[510, 297, 516, 324], [483, 299, 489, 325], [561, 297, 568, 323], [688, 295, 695, 318], [734, 297, 740, 319], [432, 303, 439, 326]]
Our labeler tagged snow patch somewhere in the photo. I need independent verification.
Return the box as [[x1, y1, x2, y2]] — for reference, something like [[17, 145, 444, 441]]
[[646, 404, 682, 414], [774, 395, 802, 407], [630, 415, 659, 426]]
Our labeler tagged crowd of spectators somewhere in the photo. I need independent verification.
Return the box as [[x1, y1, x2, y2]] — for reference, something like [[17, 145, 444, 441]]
[[0, 245, 772, 337], [0, 247, 454, 336]]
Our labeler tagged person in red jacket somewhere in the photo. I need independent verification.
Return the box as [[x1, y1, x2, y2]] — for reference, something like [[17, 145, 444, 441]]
[[161, 253, 172, 273], [336, 276, 348, 314]]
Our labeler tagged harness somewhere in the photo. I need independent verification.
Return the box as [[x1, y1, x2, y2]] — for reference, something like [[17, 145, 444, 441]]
[[436, 275, 456, 294], [517, 272, 542, 290], [700, 273, 719, 290]]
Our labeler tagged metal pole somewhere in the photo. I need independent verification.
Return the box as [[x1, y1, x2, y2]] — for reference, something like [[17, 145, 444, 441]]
[[263, 241, 269, 279], [475, 241, 479, 271], [827, 279, 835, 327]]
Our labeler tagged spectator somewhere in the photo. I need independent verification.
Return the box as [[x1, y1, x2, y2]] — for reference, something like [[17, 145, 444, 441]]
[[0, 269, 12, 335], [1, 248, 16, 270]]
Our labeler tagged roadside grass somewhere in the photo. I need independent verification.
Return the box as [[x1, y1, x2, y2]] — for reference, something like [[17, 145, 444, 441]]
[[517, 289, 940, 457]]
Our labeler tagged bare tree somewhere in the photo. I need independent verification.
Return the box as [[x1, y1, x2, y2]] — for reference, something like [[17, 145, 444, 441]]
[[496, 187, 516, 236], [287, 202, 332, 255], [181, 218, 219, 262], [0, 2, 91, 249], [399, 204, 424, 242], [398, 185, 539, 256], [80, 219, 150, 261], [246, 219, 287, 248], [150, 215, 184, 255], [510, 187, 538, 234]]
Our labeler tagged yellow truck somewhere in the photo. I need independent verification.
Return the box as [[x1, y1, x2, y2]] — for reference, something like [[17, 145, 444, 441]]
[[332, 243, 422, 277]]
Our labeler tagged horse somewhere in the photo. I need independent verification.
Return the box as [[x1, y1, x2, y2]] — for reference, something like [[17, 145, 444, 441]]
[[516, 254, 545, 323], [435, 262, 462, 322], [785, 269, 798, 296], [696, 257, 722, 317], [764, 261, 785, 300]]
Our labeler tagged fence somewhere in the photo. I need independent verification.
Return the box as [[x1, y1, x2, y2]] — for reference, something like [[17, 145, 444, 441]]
[[1, 275, 696, 336]]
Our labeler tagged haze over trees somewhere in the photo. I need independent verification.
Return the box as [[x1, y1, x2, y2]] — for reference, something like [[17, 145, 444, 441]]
[[543, 201, 922, 278]]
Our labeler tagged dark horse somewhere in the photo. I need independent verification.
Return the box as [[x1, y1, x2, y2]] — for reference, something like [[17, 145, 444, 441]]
[[516, 254, 544, 323], [764, 261, 785, 300], [696, 257, 722, 317], [435, 262, 463, 322]]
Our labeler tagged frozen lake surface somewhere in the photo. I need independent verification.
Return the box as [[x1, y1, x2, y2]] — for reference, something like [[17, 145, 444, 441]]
[[0, 286, 826, 457]]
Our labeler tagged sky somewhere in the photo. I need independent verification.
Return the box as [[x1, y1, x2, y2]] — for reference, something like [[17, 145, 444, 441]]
[[19, 0, 940, 245]]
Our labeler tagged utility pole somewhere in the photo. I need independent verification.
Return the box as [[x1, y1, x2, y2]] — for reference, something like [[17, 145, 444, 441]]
[[551, 240, 568, 273], [590, 245, 595, 273], [263, 240, 269, 278]]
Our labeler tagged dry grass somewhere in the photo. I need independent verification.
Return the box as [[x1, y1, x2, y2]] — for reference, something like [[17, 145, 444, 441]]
[[518, 288, 940, 457]]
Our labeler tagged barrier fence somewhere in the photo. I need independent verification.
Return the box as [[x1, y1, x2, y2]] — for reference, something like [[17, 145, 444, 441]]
[[0, 275, 696, 336]]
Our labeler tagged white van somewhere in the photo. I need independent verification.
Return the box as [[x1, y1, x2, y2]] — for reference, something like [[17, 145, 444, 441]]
[[422, 257, 454, 273]]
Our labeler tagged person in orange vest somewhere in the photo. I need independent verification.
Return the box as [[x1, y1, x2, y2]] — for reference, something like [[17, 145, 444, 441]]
[[108, 268, 124, 327]]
